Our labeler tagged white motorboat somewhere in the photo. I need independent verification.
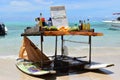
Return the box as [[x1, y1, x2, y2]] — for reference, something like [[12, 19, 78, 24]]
[[111, 20, 120, 28], [103, 13, 120, 29]]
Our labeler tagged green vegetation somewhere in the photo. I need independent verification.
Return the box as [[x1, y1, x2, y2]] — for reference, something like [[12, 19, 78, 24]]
[[44, 26, 58, 31], [69, 26, 79, 31]]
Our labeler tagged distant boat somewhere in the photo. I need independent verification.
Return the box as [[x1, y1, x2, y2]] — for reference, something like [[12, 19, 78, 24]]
[[0, 23, 8, 35], [103, 13, 120, 29], [102, 20, 112, 23], [109, 18, 120, 28]]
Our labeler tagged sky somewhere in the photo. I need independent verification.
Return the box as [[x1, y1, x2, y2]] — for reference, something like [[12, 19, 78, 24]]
[[0, 0, 120, 22]]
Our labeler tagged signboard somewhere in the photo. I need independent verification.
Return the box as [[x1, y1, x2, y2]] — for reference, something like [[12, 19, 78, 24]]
[[50, 6, 68, 28]]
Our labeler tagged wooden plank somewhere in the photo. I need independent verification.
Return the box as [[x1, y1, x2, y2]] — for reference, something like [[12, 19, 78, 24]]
[[21, 31, 103, 36], [44, 31, 69, 36], [69, 31, 103, 36], [19, 36, 50, 62], [43, 31, 103, 36]]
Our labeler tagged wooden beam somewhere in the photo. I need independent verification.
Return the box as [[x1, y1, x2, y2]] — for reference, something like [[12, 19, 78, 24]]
[[21, 31, 103, 36]]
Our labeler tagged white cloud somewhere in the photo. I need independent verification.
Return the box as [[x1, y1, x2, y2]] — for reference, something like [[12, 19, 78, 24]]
[[10, 1, 32, 7], [66, 0, 119, 10], [1, 0, 120, 18], [5, 0, 53, 12], [34, 0, 53, 5], [0, 0, 46, 12], [9, 1, 34, 12]]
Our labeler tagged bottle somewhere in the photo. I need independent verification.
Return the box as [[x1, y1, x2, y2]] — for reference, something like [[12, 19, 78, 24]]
[[78, 20, 82, 30], [81, 20, 84, 30], [41, 17, 46, 26], [39, 13, 43, 28], [40, 13, 46, 27], [83, 20, 86, 30], [86, 19, 90, 30], [48, 17, 52, 27]]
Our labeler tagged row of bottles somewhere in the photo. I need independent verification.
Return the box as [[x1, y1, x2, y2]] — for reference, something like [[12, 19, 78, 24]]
[[35, 13, 53, 28], [78, 19, 90, 30], [35, 13, 91, 31]]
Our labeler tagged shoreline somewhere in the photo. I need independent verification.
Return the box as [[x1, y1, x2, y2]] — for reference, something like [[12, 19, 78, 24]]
[[0, 58, 114, 80], [0, 47, 120, 58], [0, 47, 120, 80]]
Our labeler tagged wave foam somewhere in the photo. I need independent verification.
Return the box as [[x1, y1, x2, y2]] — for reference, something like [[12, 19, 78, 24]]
[[0, 55, 18, 59]]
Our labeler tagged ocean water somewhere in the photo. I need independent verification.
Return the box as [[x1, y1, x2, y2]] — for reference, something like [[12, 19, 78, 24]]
[[0, 21, 120, 58]]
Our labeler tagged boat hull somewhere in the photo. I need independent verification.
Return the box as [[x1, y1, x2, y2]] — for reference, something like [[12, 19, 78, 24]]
[[16, 58, 56, 76], [103, 20, 120, 29], [111, 21, 120, 28], [0, 23, 7, 35]]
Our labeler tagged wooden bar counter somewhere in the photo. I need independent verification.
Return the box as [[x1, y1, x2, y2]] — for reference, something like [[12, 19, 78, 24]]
[[21, 30, 103, 36], [21, 29, 104, 69]]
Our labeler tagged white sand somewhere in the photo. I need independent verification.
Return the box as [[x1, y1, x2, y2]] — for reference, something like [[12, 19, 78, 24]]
[[0, 47, 120, 80]]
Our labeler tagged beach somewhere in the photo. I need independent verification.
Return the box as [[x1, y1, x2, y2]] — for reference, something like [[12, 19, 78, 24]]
[[0, 22, 120, 80], [0, 47, 120, 80], [1, 0, 120, 79]]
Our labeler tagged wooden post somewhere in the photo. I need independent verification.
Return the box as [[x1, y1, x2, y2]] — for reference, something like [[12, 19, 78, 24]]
[[61, 35, 64, 56], [55, 36, 57, 60], [40, 31, 44, 68], [89, 36, 92, 64]]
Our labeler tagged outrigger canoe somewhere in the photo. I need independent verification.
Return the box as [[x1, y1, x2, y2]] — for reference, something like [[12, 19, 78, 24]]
[[16, 58, 56, 76]]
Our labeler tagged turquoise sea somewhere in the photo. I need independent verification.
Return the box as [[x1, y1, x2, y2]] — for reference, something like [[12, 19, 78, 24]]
[[0, 21, 120, 58]]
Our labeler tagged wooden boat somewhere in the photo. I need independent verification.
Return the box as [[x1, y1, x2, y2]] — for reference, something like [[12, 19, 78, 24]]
[[16, 36, 56, 76], [19, 28, 114, 71], [16, 6, 114, 76], [16, 58, 55, 76]]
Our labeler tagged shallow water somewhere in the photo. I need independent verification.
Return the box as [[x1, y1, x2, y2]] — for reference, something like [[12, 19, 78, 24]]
[[0, 21, 120, 57]]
